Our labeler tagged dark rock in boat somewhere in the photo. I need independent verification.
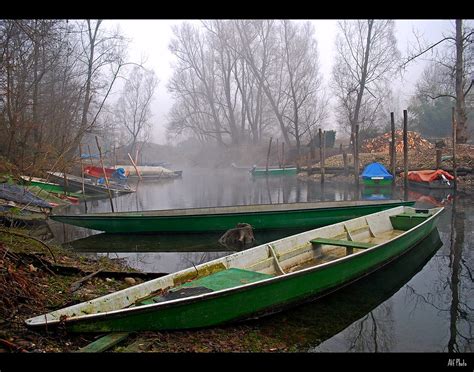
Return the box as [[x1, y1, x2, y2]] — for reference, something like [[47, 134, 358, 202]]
[[218, 223, 255, 248]]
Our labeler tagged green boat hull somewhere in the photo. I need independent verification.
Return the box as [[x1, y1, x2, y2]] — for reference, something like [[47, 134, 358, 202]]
[[50, 200, 415, 233], [251, 167, 297, 176], [29, 180, 67, 194], [61, 208, 442, 333], [362, 178, 393, 187], [27, 180, 84, 199]]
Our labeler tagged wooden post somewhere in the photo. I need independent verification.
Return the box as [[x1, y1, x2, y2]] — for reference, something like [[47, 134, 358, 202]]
[[95, 136, 115, 213], [354, 124, 359, 187], [266, 137, 273, 173], [436, 149, 442, 169], [342, 149, 348, 176], [78, 143, 88, 213], [128, 153, 142, 181], [452, 107, 457, 190], [403, 110, 408, 198], [276, 139, 280, 168], [281, 142, 285, 169], [318, 129, 325, 183], [390, 112, 396, 177]]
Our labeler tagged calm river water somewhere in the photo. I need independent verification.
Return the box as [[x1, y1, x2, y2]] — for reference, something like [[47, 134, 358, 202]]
[[47, 167, 473, 352]]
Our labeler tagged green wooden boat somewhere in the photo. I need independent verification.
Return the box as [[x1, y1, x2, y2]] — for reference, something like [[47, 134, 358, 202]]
[[20, 176, 85, 199], [251, 166, 298, 176], [25, 206, 443, 333], [49, 199, 415, 233]]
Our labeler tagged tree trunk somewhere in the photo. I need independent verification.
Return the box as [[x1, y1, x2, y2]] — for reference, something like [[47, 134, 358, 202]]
[[455, 19, 468, 144], [80, 20, 100, 132], [351, 20, 374, 157]]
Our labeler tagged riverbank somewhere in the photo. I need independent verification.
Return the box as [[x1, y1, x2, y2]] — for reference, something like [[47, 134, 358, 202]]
[[298, 145, 474, 192], [0, 226, 295, 353]]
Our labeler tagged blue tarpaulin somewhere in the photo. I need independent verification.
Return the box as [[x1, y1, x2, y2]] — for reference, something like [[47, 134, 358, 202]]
[[361, 162, 393, 180], [80, 153, 99, 159], [0, 184, 52, 208]]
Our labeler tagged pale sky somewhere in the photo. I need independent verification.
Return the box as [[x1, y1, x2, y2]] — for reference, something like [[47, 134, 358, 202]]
[[104, 19, 457, 144]]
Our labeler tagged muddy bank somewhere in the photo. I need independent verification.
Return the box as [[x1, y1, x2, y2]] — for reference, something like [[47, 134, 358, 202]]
[[0, 226, 297, 353]]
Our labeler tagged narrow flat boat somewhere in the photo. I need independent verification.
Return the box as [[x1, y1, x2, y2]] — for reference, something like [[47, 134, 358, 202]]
[[25, 206, 443, 333], [251, 166, 298, 176], [47, 171, 134, 195], [49, 199, 415, 233]]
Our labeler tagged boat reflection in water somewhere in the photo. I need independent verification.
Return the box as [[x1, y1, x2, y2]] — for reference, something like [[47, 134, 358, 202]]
[[64, 228, 309, 253], [252, 228, 443, 351], [361, 185, 393, 201], [407, 189, 453, 207], [63, 228, 312, 274]]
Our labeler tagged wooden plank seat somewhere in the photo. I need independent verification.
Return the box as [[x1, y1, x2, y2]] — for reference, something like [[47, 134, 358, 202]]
[[310, 237, 376, 249]]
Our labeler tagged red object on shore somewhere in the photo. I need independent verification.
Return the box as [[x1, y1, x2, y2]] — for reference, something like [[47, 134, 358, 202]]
[[84, 166, 118, 179], [405, 169, 455, 183]]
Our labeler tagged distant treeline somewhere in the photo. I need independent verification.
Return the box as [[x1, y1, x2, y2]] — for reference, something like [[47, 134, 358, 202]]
[[166, 20, 329, 158]]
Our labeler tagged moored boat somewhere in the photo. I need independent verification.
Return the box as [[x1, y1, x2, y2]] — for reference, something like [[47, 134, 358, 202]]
[[47, 171, 134, 195], [25, 205, 444, 332], [115, 165, 182, 179], [404, 169, 455, 189], [20, 176, 84, 200], [83, 166, 128, 181], [49, 199, 415, 234], [251, 165, 298, 176], [361, 162, 393, 187]]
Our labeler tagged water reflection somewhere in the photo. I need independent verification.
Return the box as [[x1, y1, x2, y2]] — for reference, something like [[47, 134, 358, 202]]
[[244, 228, 443, 351], [307, 194, 472, 352], [46, 167, 471, 352]]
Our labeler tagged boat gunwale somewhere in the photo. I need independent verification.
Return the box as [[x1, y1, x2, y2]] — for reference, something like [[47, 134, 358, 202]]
[[50, 200, 415, 219], [26, 206, 443, 328], [47, 171, 134, 194]]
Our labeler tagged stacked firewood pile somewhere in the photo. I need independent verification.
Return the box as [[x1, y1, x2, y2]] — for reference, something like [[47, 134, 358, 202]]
[[361, 130, 434, 153]]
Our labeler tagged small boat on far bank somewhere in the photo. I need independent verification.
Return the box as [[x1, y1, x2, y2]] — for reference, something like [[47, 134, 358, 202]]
[[83, 166, 128, 181], [47, 172, 135, 195], [361, 162, 393, 187], [404, 169, 455, 190], [251, 165, 298, 176], [26, 205, 443, 333], [115, 165, 182, 180]]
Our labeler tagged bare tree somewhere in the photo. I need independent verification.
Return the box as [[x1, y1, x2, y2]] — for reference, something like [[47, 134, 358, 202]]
[[233, 20, 293, 146], [168, 22, 226, 146], [279, 20, 327, 157], [115, 66, 158, 156], [332, 20, 400, 147], [401, 19, 473, 143]]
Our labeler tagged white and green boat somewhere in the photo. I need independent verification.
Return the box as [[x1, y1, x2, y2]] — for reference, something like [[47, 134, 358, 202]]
[[25, 205, 443, 333]]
